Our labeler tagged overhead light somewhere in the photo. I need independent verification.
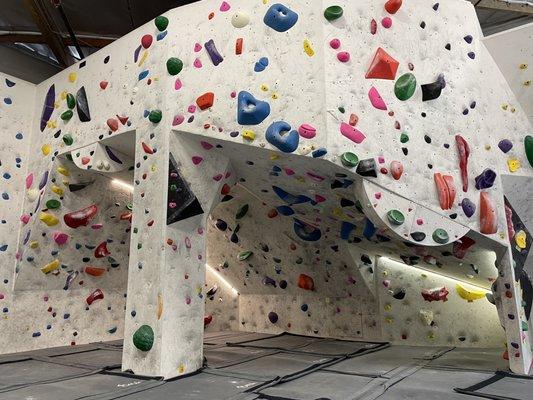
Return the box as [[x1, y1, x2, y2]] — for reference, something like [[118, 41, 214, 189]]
[[206, 264, 239, 296], [111, 179, 134, 192]]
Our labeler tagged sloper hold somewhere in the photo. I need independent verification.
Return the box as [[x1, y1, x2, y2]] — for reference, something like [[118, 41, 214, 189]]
[[365, 47, 399, 80], [264, 3, 299, 32], [356, 158, 377, 177], [237, 91, 270, 125], [421, 74, 445, 101], [265, 121, 299, 153], [76, 86, 91, 122]]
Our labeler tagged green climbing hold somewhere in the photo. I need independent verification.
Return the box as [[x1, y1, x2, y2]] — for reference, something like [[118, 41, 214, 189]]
[[133, 324, 154, 351], [324, 5, 344, 21], [166, 57, 183, 75], [394, 73, 417, 101], [387, 209, 405, 225], [341, 152, 359, 168], [66, 93, 76, 109], [522, 320, 529, 331], [238, 250, 253, 261], [62, 134, 73, 146], [126, 203, 133, 211], [45, 199, 61, 209], [400, 133, 409, 143], [61, 110, 73, 121], [432, 228, 449, 244], [338, 106, 345, 113], [236, 204, 249, 220], [155, 15, 169, 31], [148, 110, 162, 123], [525, 135, 533, 168]]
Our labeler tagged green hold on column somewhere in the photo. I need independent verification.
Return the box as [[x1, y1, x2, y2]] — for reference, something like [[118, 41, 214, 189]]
[[61, 110, 73, 121], [166, 57, 183, 75], [155, 15, 169, 31], [66, 93, 76, 109], [149, 110, 162, 123], [394, 73, 417, 101], [341, 152, 359, 168], [387, 209, 405, 225], [63, 134, 73, 146], [238, 250, 253, 261], [324, 5, 344, 21], [133, 324, 154, 351], [525, 135, 533, 168], [400, 133, 409, 143], [45, 199, 61, 209], [432, 228, 449, 244]]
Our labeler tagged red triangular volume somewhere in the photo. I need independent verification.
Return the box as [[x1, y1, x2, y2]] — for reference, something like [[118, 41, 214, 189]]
[[365, 47, 399, 80]]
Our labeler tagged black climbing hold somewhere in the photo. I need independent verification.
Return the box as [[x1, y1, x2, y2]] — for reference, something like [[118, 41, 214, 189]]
[[76, 86, 91, 122], [356, 158, 377, 178], [393, 288, 406, 300], [410, 232, 426, 242]]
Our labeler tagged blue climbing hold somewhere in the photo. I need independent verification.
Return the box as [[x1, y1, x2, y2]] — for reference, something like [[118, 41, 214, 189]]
[[237, 91, 270, 125], [277, 205, 295, 216], [263, 3, 299, 32], [294, 219, 321, 242], [254, 57, 269, 72], [265, 121, 299, 153], [340, 222, 356, 240], [312, 148, 327, 158], [272, 186, 312, 205], [363, 218, 377, 240]]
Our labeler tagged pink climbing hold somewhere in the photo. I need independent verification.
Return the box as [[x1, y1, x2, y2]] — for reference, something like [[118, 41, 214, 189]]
[[86, 289, 104, 305], [20, 214, 30, 224], [390, 161, 403, 180], [220, 1, 230, 11], [330, 38, 341, 49], [141, 34, 153, 49], [194, 43, 202, 52], [192, 156, 203, 165], [100, 81, 108, 90], [340, 122, 366, 144], [337, 51, 350, 62], [175, 78, 182, 90], [173, 115, 185, 125], [94, 241, 110, 258], [194, 58, 203, 68], [298, 124, 316, 139], [368, 86, 387, 110], [107, 118, 119, 132], [53, 232, 69, 245], [81, 157, 90, 165], [26, 173, 33, 189], [370, 19, 377, 35], [201, 141, 213, 150], [142, 142, 154, 154], [382, 17, 392, 28]]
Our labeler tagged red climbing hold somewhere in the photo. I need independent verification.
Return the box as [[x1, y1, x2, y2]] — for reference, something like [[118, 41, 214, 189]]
[[365, 47, 399, 80], [452, 236, 476, 259], [84, 266, 106, 277], [384, 0, 403, 14], [94, 241, 110, 258], [107, 118, 119, 132], [64, 205, 98, 228], [455, 135, 470, 192], [204, 314, 213, 328], [141, 34, 153, 49], [480, 192, 497, 234], [196, 92, 215, 110], [86, 288, 104, 305], [236, 38, 243, 55], [100, 81, 108, 90], [117, 115, 129, 125], [142, 141, 154, 154], [434, 173, 456, 210], [298, 274, 315, 291]]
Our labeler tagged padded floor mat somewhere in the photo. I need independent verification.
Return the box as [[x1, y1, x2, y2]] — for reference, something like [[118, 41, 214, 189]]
[[229, 334, 322, 351], [51, 348, 123, 368], [455, 371, 533, 400], [205, 346, 277, 369], [428, 347, 509, 372]]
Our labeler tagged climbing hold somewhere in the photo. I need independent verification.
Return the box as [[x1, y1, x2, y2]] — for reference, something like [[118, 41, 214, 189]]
[[196, 92, 215, 110], [238, 250, 253, 261], [410, 232, 426, 242], [155, 15, 169, 31], [452, 236, 476, 259], [340, 122, 366, 143], [265, 121, 299, 153], [385, 0, 403, 14], [293, 219, 321, 241], [337, 52, 350, 62], [66, 93, 75, 109], [298, 124, 316, 139], [461, 198, 476, 218], [242, 130, 255, 141], [86, 289, 104, 305], [303, 39, 314, 57], [41, 259, 60, 274], [205, 39, 224, 66], [237, 91, 270, 125], [387, 210, 405, 225], [394, 73, 416, 101], [64, 204, 98, 228], [53, 232, 68, 245], [341, 152, 359, 168], [421, 287, 449, 302], [40, 84, 55, 132], [231, 11, 250, 28], [498, 139, 513, 153], [62, 134, 73, 146], [474, 168, 496, 190], [148, 110, 162, 123], [434, 173, 456, 210], [324, 5, 343, 21], [421, 74, 445, 101], [432, 228, 449, 244], [39, 213, 59, 226], [76, 86, 91, 122], [525, 135, 533, 167], [368, 87, 387, 110], [365, 48, 399, 80], [479, 192, 497, 234], [61, 110, 73, 121], [166, 58, 183, 75], [268, 312, 278, 323], [235, 204, 249, 219], [107, 118, 119, 131], [507, 158, 520, 173], [356, 158, 377, 177], [133, 325, 154, 351], [264, 4, 299, 32], [95, 242, 110, 258], [84, 266, 106, 276], [456, 283, 486, 302], [45, 199, 61, 209], [298, 274, 314, 290], [141, 34, 153, 49], [390, 161, 403, 180], [455, 135, 470, 192], [254, 57, 269, 72]]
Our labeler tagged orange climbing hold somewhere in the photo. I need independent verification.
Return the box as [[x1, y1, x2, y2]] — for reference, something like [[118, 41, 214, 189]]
[[236, 38, 243, 55], [365, 47, 399, 80], [434, 173, 456, 210], [384, 0, 403, 14], [196, 92, 215, 110], [298, 274, 315, 291], [84, 266, 106, 276], [480, 192, 497, 234]]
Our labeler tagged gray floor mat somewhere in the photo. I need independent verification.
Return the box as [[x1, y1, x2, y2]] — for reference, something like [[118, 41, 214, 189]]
[[428, 347, 509, 372], [205, 331, 274, 346], [205, 346, 277, 368], [454, 372, 533, 400], [51, 348, 123, 368], [231, 334, 323, 351], [292, 339, 381, 356], [0, 359, 91, 389], [325, 345, 450, 376], [257, 371, 382, 400]]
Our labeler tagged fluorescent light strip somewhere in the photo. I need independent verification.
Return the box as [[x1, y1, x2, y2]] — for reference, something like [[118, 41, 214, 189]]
[[111, 179, 134, 192], [206, 264, 239, 296]]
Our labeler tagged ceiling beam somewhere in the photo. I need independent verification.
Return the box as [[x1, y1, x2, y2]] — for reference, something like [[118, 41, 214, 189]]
[[470, 0, 533, 14], [21, 0, 75, 66], [0, 31, 116, 48]]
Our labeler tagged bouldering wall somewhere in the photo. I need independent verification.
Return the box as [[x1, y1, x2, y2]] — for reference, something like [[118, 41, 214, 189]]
[[484, 22, 533, 126], [378, 257, 505, 347]]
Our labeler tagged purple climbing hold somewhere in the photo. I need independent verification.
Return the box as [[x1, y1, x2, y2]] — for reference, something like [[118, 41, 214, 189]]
[[40, 85, 55, 132], [461, 198, 476, 218], [468, 52, 475, 60], [474, 168, 496, 190], [498, 139, 513, 153], [105, 146, 123, 164], [463, 35, 473, 44], [204, 39, 224, 66], [263, 276, 277, 287], [39, 171, 49, 190], [268, 311, 279, 323]]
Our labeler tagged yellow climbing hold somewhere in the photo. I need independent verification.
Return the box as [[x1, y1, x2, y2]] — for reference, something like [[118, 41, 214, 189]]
[[384, 304, 392, 311], [525, 80, 531, 87], [519, 63, 528, 70], [138, 50, 148, 66], [29, 240, 39, 249], [242, 130, 255, 141], [41, 144, 51, 156], [68, 72, 77, 83], [456, 283, 486, 302], [51, 185, 64, 196], [157, 294, 163, 320], [501, 104, 508, 110], [515, 230, 527, 249], [57, 166, 70, 176], [260, 84, 269, 92], [47, 120, 57, 129], [507, 158, 520, 173], [269, 154, 280, 160], [41, 259, 60, 274], [39, 212, 59, 226], [303, 39, 315, 57], [60, 91, 67, 100], [427, 332, 435, 340], [271, 93, 279, 99], [178, 363, 185, 374], [385, 317, 394, 324]]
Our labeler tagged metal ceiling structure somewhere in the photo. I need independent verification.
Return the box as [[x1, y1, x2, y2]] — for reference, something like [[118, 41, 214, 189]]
[[0, 0, 531, 82]]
